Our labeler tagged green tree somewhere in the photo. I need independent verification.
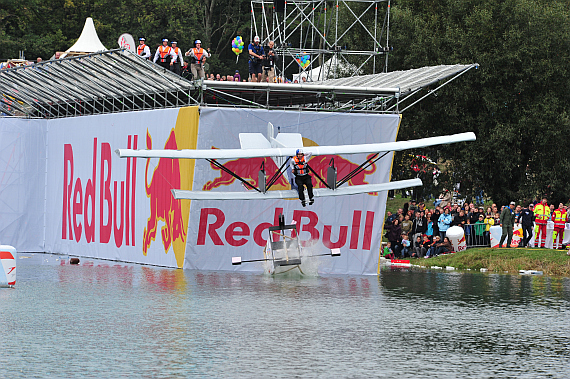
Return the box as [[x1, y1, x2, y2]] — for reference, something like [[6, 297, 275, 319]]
[[389, 0, 570, 205]]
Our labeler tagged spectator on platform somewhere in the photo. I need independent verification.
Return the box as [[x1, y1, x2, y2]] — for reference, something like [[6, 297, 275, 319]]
[[36, 57, 42, 63], [438, 208, 452, 239], [499, 201, 516, 248], [227, 75, 234, 81], [234, 70, 241, 82], [181, 61, 191, 79], [215, 74, 221, 81], [137, 37, 151, 60], [261, 40, 276, 83], [520, 203, 535, 247], [185, 40, 210, 80], [153, 39, 172, 69], [248, 36, 265, 82], [170, 41, 183, 75]]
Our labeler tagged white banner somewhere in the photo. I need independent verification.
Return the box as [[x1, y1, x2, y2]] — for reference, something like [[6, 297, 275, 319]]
[[187, 108, 399, 274], [1, 106, 400, 274], [0, 118, 46, 251]]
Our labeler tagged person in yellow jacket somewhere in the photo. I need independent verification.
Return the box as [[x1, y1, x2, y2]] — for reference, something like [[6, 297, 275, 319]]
[[534, 198, 550, 248], [552, 203, 567, 249], [483, 212, 494, 245]]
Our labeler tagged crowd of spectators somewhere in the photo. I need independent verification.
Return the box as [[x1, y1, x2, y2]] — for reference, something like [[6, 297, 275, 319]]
[[3, 36, 315, 86], [382, 195, 565, 259]]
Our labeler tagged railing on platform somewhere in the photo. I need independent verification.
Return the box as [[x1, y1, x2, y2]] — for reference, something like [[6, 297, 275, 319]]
[[463, 224, 490, 248]]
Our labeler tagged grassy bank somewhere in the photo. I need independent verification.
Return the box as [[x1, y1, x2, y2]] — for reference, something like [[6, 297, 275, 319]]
[[409, 248, 570, 277]]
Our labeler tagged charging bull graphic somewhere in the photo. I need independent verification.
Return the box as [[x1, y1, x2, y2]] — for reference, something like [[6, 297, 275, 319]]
[[143, 107, 199, 268], [144, 129, 186, 256], [204, 140, 377, 192]]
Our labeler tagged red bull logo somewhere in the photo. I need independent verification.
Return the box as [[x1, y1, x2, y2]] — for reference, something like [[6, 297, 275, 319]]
[[204, 155, 290, 190], [203, 150, 377, 192], [308, 153, 377, 189], [143, 107, 199, 268], [143, 129, 186, 256]]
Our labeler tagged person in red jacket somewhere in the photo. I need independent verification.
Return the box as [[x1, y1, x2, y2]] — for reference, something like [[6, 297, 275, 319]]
[[552, 203, 567, 249], [534, 197, 550, 248]]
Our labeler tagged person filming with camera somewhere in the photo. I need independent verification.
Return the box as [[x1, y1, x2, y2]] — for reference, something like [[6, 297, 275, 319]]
[[262, 40, 276, 83], [248, 36, 265, 82]]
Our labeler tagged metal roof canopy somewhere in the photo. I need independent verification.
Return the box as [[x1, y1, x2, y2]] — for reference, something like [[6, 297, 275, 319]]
[[0, 49, 478, 118], [203, 63, 478, 112], [0, 49, 199, 118]]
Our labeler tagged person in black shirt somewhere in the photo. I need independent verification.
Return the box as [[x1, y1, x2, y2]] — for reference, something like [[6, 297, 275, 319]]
[[248, 36, 265, 82], [520, 203, 535, 247]]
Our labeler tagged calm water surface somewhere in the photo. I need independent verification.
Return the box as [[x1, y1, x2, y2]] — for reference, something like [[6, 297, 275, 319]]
[[1, 253, 569, 378]]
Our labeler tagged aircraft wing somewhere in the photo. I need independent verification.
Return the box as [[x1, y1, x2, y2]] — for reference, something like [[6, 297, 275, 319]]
[[172, 178, 422, 200], [116, 132, 475, 160]]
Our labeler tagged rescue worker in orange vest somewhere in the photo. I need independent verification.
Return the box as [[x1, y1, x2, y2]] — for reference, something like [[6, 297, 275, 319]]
[[185, 40, 210, 80], [289, 149, 314, 207], [153, 38, 173, 69], [534, 197, 550, 248], [551, 203, 567, 249], [137, 37, 151, 60], [169, 41, 184, 75]]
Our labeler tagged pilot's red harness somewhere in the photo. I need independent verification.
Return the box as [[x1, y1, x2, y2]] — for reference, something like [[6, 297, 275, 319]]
[[293, 156, 308, 176]]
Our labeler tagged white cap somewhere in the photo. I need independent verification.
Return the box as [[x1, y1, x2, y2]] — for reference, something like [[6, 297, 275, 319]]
[[254, 36, 260, 42], [196, 39, 202, 44]]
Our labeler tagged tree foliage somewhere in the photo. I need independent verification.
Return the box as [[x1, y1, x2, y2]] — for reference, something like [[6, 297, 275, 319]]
[[388, 0, 570, 205]]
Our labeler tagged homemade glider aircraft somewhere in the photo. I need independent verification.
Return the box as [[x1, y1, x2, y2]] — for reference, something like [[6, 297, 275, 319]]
[[115, 123, 476, 201]]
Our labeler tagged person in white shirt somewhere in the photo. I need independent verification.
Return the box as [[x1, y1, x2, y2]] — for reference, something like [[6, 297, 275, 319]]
[[153, 38, 172, 69], [169, 41, 183, 75], [136, 37, 151, 60]]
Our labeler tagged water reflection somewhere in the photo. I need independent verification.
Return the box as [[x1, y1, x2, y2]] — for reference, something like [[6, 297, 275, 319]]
[[2, 254, 569, 378], [379, 267, 570, 306]]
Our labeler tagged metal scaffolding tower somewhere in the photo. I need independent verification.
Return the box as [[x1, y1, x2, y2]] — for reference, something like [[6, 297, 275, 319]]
[[250, 0, 391, 81]]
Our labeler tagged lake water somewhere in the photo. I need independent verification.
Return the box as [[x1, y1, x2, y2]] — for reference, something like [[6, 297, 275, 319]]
[[1, 253, 569, 378]]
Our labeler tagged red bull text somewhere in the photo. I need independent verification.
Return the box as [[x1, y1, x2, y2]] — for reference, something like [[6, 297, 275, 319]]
[[197, 207, 375, 250], [62, 136, 138, 247]]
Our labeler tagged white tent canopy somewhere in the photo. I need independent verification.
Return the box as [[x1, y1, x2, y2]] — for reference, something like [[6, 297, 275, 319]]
[[63, 17, 107, 57]]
